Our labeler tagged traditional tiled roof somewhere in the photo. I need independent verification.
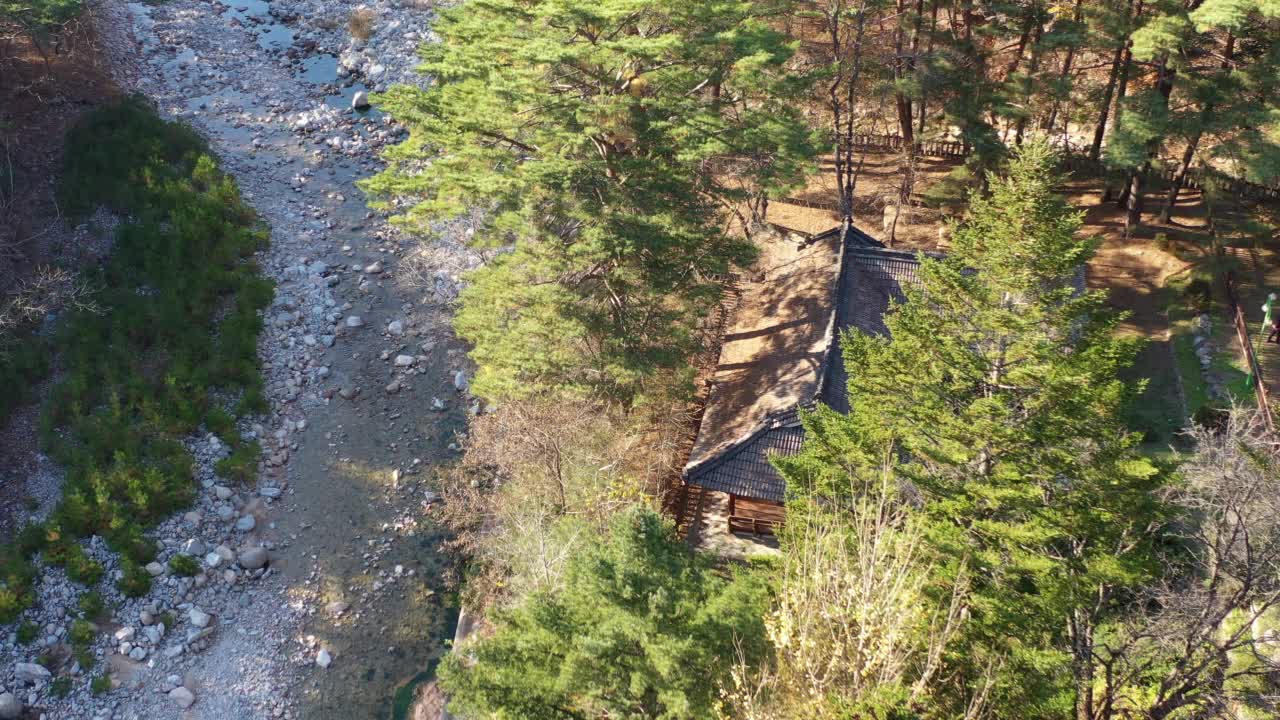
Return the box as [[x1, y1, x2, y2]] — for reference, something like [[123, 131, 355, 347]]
[[685, 225, 924, 503]]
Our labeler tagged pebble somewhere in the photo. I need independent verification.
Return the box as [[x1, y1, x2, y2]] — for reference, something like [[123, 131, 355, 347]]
[[236, 515, 257, 532], [316, 649, 332, 668]]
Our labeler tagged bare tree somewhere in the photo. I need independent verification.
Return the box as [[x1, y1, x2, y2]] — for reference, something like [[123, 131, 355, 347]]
[[1091, 409, 1280, 719], [719, 468, 986, 719]]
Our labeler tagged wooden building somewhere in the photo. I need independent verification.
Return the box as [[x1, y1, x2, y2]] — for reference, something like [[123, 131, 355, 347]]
[[682, 224, 923, 535]]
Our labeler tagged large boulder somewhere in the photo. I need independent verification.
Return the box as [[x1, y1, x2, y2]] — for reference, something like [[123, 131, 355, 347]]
[[14, 662, 50, 685]]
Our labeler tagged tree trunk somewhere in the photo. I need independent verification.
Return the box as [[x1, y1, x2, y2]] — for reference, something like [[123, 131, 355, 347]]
[[1091, 0, 1140, 162], [1158, 131, 1201, 224], [1070, 609, 1095, 720], [1013, 20, 1045, 145], [894, 0, 915, 145], [1044, 0, 1085, 134], [1158, 32, 1232, 224]]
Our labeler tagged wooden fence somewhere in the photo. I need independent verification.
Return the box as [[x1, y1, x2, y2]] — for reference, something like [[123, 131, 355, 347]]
[[835, 134, 1280, 201], [1224, 271, 1275, 432]]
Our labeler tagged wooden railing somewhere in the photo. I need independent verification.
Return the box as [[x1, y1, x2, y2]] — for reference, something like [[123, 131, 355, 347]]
[[1225, 271, 1275, 432]]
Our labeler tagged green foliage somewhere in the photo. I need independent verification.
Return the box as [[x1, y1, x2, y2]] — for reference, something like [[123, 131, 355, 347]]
[[75, 646, 95, 671], [9, 96, 275, 570], [47, 541, 104, 586], [366, 0, 818, 402], [90, 673, 112, 695], [438, 507, 771, 719], [116, 558, 152, 598], [68, 618, 95, 647], [214, 440, 260, 484], [775, 143, 1169, 717], [0, 335, 52, 426], [50, 676, 72, 699], [78, 590, 106, 620], [16, 621, 39, 645], [0, 0, 83, 52], [168, 554, 199, 577]]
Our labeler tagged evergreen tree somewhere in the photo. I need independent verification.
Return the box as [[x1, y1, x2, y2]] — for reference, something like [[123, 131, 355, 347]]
[[365, 0, 818, 403], [437, 508, 770, 720], [775, 142, 1167, 719]]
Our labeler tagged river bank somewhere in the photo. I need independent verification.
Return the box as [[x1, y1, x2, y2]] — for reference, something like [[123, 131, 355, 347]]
[[0, 0, 473, 716]]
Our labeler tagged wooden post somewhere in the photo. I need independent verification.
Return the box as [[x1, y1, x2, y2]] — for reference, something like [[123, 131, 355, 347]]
[[728, 493, 736, 533]]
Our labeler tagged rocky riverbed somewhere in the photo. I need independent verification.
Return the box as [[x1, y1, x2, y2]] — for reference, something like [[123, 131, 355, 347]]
[[0, 0, 479, 717]]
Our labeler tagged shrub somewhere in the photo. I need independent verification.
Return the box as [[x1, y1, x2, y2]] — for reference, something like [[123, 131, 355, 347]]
[[16, 621, 39, 645], [90, 673, 112, 695], [75, 647, 96, 671], [51, 676, 72, 698], [348, 7, 376, 42], [117, 559, 152, 598], [49, 542, 103, 586], [78, 591, 106, 620], [34, 97, 274, 570], [1184, 277, 1214, 313], [69, 618, 95, 647], [168, 554, 199, 577], [215, 441, 260, 484]]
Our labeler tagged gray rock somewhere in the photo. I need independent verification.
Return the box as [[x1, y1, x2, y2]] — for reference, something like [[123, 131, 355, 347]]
[[352, 90, 370, 109], [316, 649, 332, 668], [14, 662, 50, 685], [324, 600, 349, 616], [181, 538, 206, 556], [0, 692, 20, 719], [145, 562, 166, 577], [239, 546, 269, 570], [189, 608, 212, 629], [204, 551, 223, 568], [169, 686, 196, 709], [454, 369, 469, 392], [259, 486, 282, 499], [214, 485, 233, 501], [235, 515, 257, 532], [364, 261, 383, 274], [387, 320, 404, 335], [394, 354, 415, 367], [345, 315, 364, 328]]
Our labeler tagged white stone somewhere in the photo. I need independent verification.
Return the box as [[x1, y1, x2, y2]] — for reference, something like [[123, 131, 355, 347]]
[[352, 90, 370, 109], [387, 320, 404, 335], [394, 354, 414, 367], [204, 552, 223, 568], [113, 626, 135, 643], [316, 649, 332, 668], [345, 315, 364, 328], [235, 515, 257, 532]]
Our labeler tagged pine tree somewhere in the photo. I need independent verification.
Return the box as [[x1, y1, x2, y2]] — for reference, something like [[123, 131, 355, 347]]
[[775, 142, 1167, 718], [364, 0, 819, 403], [437, 508, 770, 720]]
